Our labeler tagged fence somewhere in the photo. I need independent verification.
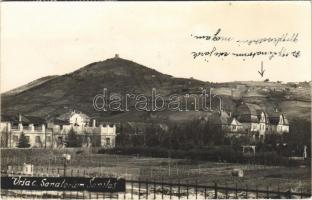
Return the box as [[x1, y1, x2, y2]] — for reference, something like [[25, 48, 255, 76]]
[[1, 150, 311, 199], [1, 174, 311, 199], [126, 179, 311, 199]]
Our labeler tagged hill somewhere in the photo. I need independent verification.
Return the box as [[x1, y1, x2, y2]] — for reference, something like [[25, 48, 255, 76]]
[[2, 75, 58, 96], [1, 56, 207, 121], [1, 56, 311, 123]]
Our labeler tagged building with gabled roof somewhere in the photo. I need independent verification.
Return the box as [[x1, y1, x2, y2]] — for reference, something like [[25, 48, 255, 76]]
[[269, 110, 289, 134], [227, 103, 290, 142], [55, 110, 90, 127], [259, 111, 270, 139], [235, 103, 261, 134], [229, 118, 244, 133]]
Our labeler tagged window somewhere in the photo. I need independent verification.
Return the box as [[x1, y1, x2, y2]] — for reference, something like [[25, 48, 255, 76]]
[[57, 137, 63, 142], [260, 135, 264, 142], [35, 136, 41, 143], [57, 137, 63, 147], [106, 138, 110, 145], [25, 136, 30, 143], [13, 135, 18, 143], [232, 125, 236, 130], [46, 136, 51, 143]]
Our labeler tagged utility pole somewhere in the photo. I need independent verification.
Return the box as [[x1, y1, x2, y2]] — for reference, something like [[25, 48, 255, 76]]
[[62, 154, 70, 199], [8, 125, 11, 148], [44, 127, 47, 149], [62, 154, 71, 177], [209, 88, 213, 111], [51, 128, 54, 148]]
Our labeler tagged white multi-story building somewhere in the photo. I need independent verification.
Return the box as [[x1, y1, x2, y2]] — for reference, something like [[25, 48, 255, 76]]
[[0, 111, 117, 149]]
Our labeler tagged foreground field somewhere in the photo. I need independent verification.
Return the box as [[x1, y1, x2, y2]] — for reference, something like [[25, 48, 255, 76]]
[[1, 149, 311, 194]]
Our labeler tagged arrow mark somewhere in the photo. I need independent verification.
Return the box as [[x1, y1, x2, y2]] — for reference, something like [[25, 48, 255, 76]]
[[258, 61, 265, 77]]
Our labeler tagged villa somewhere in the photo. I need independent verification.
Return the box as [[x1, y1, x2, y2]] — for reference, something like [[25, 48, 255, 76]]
[[0, 111, 117, 149]]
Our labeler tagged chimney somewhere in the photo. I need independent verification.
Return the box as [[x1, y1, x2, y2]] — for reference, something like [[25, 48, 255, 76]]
[[29, 124, 34, 132], [92, 119, 96, 128], [7, 123, 11, 132], [18, 123, 23, 131], [229, 112, 232, 118], [41, 124, 46, 132], [18, 113, 23, 131]]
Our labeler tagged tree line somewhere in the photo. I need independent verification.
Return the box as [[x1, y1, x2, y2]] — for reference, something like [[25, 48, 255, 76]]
[[115, 118, 311, 158]]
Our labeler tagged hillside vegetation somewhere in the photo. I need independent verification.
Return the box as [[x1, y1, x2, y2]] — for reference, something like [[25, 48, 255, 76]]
[[1, 57, 310, 123]]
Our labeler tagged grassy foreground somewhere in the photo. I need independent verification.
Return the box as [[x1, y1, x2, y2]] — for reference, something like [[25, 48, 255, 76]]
[[1, 148, 311, 193]]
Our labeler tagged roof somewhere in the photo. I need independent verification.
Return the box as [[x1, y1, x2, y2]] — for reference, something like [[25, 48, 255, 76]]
[[282, 115, 289, 125], [50, 118, 70, 125], [269, 112, 289, 125], [1, 115, 19, 123], [0, 114, 45, 125], [79, 113, 90, 121], [269, 117, 279, 125], [237, 103, 261, 115], [22, 116, 46, 125], [231, 118, 243, 126], [236, 103, 261, 123], [238, 115, 259, 123], [209, 111, 231, 125], [259, 111, 270, 124], [56, 112, 73, 121], [56, 111, 90, 122]]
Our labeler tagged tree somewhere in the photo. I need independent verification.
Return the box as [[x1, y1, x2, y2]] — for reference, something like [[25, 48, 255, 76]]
[[286, 119, 311, 146], [17, 132, 30, 148], [265, 134, 282, 145], [116, 133, 131, 147], [162, 119, 226, 149], [231, 135, 251, 149], [145, 125, 161, 147], [283, 118, 311, 157], [66, 128, 80, 147]]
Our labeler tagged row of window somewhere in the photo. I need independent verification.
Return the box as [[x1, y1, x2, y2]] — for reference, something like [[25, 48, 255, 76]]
[[231, 124, 283, 132], [12, 135, 51, 143], [12, 135, 111, 146]]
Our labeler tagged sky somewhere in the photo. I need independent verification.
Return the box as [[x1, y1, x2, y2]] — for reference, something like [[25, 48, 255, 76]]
[[1, 1, 311, 92]]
